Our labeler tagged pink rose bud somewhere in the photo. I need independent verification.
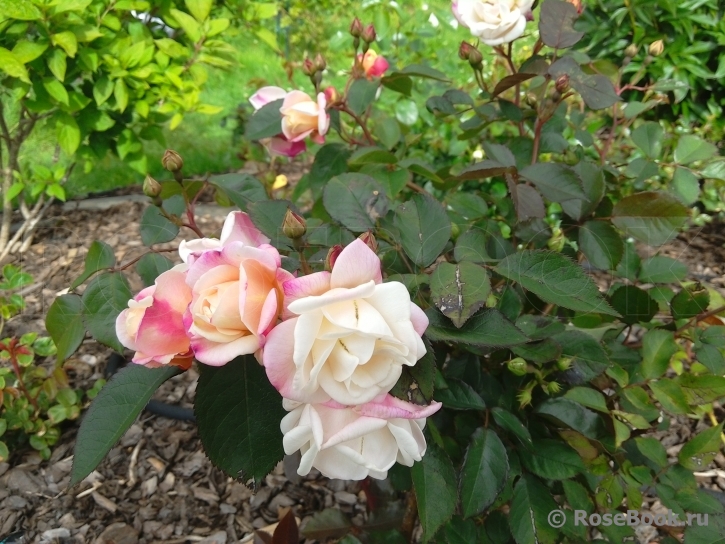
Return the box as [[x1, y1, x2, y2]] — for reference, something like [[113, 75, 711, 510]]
[[358, 50, 389, 78], [324, 86, 339, 105], [555, 74, 570, 94], [302, 58, 316, 76], [350, 17, 363, 38], [314, 53, 326, 73], [458, 41, 473, 60], [280, 90, 330, 143], [358, 231, 378, 253], [282, 208, 307, 240], [361, 24, 376, 44], [325, 245, 342, 271], [162, 149, 183, 172]]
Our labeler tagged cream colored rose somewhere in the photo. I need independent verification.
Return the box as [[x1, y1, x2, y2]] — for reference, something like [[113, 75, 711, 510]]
[[280, 90, 330, 144], [452, 0, 534, 46]]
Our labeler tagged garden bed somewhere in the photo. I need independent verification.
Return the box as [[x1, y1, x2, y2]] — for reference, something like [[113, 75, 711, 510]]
[[1, 198, 725, 544]]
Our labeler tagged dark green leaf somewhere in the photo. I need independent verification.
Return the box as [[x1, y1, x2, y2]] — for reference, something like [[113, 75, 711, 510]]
[[563, 387, 608, 412], [639, 256, 688, 284], [549, 57, 619, 110], [671, 285, 709, 321], [671, 167, 700, 205], [679, 423, 725, 471], [611, 192, 688, 246], [538, 0, 584, 48], [245, 99, 283, 141], [554, 330, 611, 382], [46, 294, 84, 362], [459, 428, 508, 518], [349, 146, 397, 166], [491, 407, 532, 444], [631, 122, 664, 159], [70, 364, 180, 485], [649, 379, 690, 414], [300, 508, 352, 540], [509, 474, 560, 544], [71, 240, 116, 289], [456, 160, 512, 181], [247, 199, 296, 250], [140, 206, 180, 246], [609, 285, 658, 325], [323, 173, 389, 233], [135, 253, 175, 287], [431, 262, 490, 328], [634, 437, 668, 468], [674, 135, 718, 165], [519, 163, 585, 203], [209, 174, 267, 210], [81, 272, 132, 352], [394, 194, 451, 267], [578, 221, 623, 271], [521, 439, 585, 480], [398, 64, 449, 82], [434, 378, 486, 411], [696, 344, 725, 375], [495, 250, 618, 316], [535, 398, 604, 439], [425, 308, 528, 348], [348, 78, 379, 116], [676, 374, 725, 405], [411, 443, 457, 542], [454, 229, 494, 264], [195, 356, 286, 486]]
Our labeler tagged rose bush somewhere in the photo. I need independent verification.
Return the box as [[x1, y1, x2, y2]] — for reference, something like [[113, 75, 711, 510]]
[[51, 1, 725, 542]]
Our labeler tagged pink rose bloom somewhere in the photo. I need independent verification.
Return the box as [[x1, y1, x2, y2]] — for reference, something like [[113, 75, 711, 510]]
[[249, 86, 306, 158], [281, 394, 442, 480], [358, 50, 390, 78], [280, 90, 330, 144], [115, 266, 193, 370], [263, 239, 429, 405], [182, 212, 294, 366]]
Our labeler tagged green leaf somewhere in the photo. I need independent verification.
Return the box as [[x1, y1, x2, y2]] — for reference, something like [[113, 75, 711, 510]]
[[609, 285, 657, 325], [81, 272, 132, 352], [46, 294, 85, 362], [0, 0, 42, 20], [93, 77, 114, 106], [631, 122, 664, 159], [561, 160, 605, 220], [70, 364, 180, 486], [135, 253, 174, 287], [696, 344, 725, 375], [195, 356, 286, 486], [447, 193, 488, 220], [683, 507, 725, 543], [56, 112, 81, 156], [12, 40, 48, 64], [431, 262, 490, 328], [375, 117, 402, 150], [639, 256, 688, 284], [0, 48, 30, 83], [394, 194, 451, 267], [671, 167, 700, 205], [459, 428, 508, 518], [348, 146, 397, 166], [549, 57, 619, 110], [521, 439, 585, 480], [491, 407, 532, 444], [578, 221, 623, 271], [434, 378, 486, 410], [677, 374, 725, 405], [538, 0, 583, 48], [671, 285, 709, 321], [679, 423, 725, 471], [71, 240, 115, 289], [170, 8, 202, 41], [185, 0, 212, 22], [247, 199, 295, 250], [348, 78, 379, 116], [398, 64, 449, 82], [44, 78, 69, 105], [564, 387, 608, 412], [51, 31, 78, 58], [395, 99, 418, 126], [649, 379, 690, 414], [411, 443, 457, 543], [611, 192, 688, 246], [641, 329, 679, 379], [674, 135, 718, 165], [519, 163, 586, 203], [245, 99, 283, 141], [509, 474, 559, 544], [454, 229, 494, 264], [425, 308, 528, 348], [140, 206, 180, 246], [114, 79, 129, 112], [208, 173, 267, 211], [323, 173, 389, 233], [535, 397, 604, 439], [495, 250, 618, 316], [634, 437, 668, 468], [301, 509, 352, 540]]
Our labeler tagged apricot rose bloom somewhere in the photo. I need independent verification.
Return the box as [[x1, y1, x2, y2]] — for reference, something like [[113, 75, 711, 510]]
[[263, 239, 429, 405], [281, 395, 441, 480], [280, 90, 330, 144], [358, 50, 390, 78], [115, 266, 193, 369], [182, 212, 294, 366], [452, 0, 534, 46], [249, 86, 306, 158]]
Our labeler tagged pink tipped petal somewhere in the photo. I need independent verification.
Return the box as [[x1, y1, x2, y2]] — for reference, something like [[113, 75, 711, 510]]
[[311, 133, 326, 145], [281, 90, 314, 111], [185, 249, 228, 288], [268, 137, 307, 157], [179, 238, 222, 263], [410, 302, 429, 336], [369, 56, 390, 77], [283, 271, 332, 311], [262, 318, 297, 396], [330, 239, 382, 289], [191, 334, 260, 366], [153, 269, 192, 315], [250, 86, 287, 110], [257, 288, 280, 337], [220, 211, 270, 247], [354, 395, 442, 420]]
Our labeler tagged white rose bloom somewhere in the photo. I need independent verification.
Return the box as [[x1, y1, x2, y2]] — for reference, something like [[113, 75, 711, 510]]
[[282, 396, 441, 480], [452, 0, 534, 46]]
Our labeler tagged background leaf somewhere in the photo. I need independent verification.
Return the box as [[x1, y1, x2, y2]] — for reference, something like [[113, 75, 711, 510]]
[[394, 194, 451, 267], [411, 443, 457, 543], [459, 428, 509, 518]]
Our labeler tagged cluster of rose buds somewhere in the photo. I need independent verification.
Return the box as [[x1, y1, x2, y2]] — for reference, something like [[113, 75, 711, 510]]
[[117, 211, 441, 480], [302, 53, 327, 89], [349, 18, 389, 79]]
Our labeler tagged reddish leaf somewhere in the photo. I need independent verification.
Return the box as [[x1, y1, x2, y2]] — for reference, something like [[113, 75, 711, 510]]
[[273, 510, 300, 544]]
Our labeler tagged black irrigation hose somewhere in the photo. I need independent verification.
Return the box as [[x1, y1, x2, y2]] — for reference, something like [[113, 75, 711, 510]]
[[105, 353, 196, 422]]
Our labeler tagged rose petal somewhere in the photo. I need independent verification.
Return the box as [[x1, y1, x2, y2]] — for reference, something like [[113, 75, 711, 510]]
[[330, 239, 382, 289]]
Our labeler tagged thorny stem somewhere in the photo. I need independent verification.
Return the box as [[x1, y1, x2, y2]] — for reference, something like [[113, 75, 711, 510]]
[[293, 239, 312, 275]]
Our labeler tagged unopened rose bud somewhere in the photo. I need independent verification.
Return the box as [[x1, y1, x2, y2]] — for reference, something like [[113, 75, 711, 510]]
[[314, 53, 326, 73], [350, 17, 363, 38], [324, 86, 339, 104], [358, 231, 378, 252], [546, 381, 562, 394], [624, 44, 638, 58], [361, 24, 376, 44], [468, 47, 483, 70], [555, 74, 570, 94], [325, 245, 343, 271], [556, 356, 573, 371], [162, 149, 183, 173], [648, 39, 664, 57], [507, 357, 528, 376], [517, 388, 532, 409], [143, 175, 162, 198], [458, 41, 473, 61], [282, 209, 307, 240], [302, 58, 315, 76]]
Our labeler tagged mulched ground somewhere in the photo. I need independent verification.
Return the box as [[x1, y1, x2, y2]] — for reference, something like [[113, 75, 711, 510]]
[[1, 194, 724, 544]]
